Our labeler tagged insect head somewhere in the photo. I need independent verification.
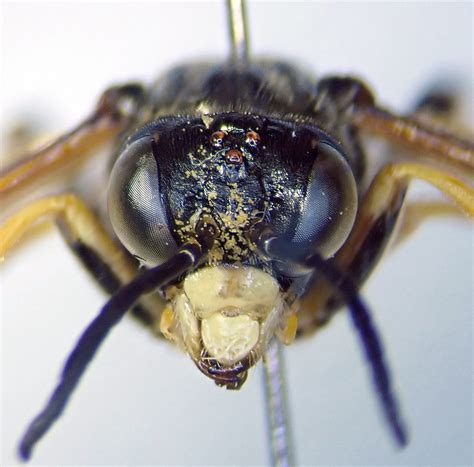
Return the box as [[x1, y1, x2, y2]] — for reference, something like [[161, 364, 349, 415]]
[[108, 112, 357, 387]]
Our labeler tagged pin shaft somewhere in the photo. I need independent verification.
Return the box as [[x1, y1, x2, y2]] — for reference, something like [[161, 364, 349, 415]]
[[226, 0, 250, 63]]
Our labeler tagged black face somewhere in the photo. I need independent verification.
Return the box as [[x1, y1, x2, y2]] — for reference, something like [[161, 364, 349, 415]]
[[108, 113, 357, 279]]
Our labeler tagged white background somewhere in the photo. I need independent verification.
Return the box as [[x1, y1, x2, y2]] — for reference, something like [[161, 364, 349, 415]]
[[1, 2, 472, 466]]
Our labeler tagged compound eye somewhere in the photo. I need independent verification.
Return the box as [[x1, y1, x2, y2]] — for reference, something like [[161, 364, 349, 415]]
[[295, 142, 357, 256], [108, 137, 178, 266], [271, 140, 357, 277]]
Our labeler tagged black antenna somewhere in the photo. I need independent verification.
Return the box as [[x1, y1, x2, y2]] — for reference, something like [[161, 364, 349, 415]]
[[19, 221, 218, 460], [252, 227, 408, 447]]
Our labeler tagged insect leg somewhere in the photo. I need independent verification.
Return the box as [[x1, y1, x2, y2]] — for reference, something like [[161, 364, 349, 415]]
[[389, 84, 471, 246], [0, 194, 166, 325], [0, 84, 145, 197], [15, 219, 216, 460], [351, 105, 474, 170], [252, 228, 408, 448], [315, 76, 473, 173], [18, 241, 214, 460], [298, 163, 474, 335]]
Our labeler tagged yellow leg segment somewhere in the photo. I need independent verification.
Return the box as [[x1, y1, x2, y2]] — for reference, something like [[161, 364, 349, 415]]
[[365, 163, 474, 219], [0, 121, 118, 196], [0, 85, 141, 197], [0, 194, 121, 266], [337, 163, 473, 271], [297, 162, 474, 336], [0, 193, 166, 327]]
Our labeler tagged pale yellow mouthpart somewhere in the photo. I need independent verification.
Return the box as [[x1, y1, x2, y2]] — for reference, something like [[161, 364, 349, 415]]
[[167, 265, 288, 367], [183, 266, 280, 319], [201, 313, 259, 365]]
